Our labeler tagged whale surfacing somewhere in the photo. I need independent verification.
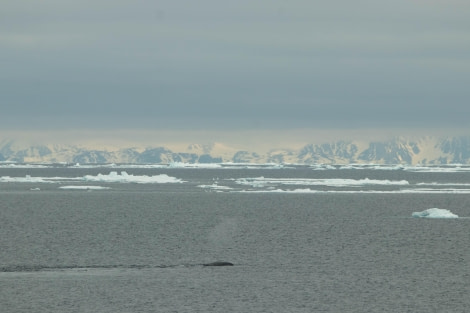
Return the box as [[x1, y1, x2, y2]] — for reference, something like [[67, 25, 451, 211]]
[[203, 261, 234, 267]]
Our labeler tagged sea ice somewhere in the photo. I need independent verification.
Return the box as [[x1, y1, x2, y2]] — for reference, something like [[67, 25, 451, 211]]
[[197, 183, 233, 191], [0, 172, 183, 184], [59, 186, 111, 190], [405, 165, 470, 173], [82, 171, 184, 184], [0, 175, 51, 183], [412, 208, 459, 219], [235, 177, 409, 187], [169, 162, 222, 168]]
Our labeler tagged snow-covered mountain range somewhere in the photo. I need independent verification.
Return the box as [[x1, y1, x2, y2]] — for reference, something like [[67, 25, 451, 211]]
[[1, 136, 470, 165]]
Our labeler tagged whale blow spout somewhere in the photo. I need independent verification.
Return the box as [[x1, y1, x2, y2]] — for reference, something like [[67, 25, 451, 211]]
[[203, 261, 234, 267]]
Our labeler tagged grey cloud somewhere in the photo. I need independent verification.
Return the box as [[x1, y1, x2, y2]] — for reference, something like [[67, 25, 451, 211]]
[[1, 0, 469, 131]]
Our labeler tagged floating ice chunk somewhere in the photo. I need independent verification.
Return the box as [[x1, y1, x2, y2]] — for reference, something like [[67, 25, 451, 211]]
[[169, 162, 222, 168], [83, 171, 184, 184], [310, 164, 337, 170], [238, 188, 321, 193], [0, 172, 183, 184], [59, 186, 111, 190], [236, 189, 470, 194], [405, 165, 470, 173], [0, 175, 51, 183], [235, 177, 409, 187], [197, 183, 233, 191], [412, 208, 459, 219], [0, 164, 51, 168]]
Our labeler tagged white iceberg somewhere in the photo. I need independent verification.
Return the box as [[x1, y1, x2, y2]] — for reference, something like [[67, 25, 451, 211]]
[[412, 208, 459, 219]]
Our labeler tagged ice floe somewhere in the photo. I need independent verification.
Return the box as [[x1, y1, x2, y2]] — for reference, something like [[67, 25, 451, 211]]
[[2, 162, 470, 173], [82, 171, 185, 184], [234, 177, 409, 188], [236, 188, 470, 194], [0, 163, 52, 168], [338, 164, 406, 170], [404, 165, 470, 173], [197, 183, 234, 192], [400, 188, 470, 194], [412, 208, 459, 218], [310, 164, 337, 170], [169, 162, 222, 168], [59, 186, 111, 190], [0, 175, 55, 183], [0, 172, 184, 184]]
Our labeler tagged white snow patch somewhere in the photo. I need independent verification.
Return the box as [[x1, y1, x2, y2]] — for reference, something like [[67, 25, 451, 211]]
[[412, 208, 459, 219]]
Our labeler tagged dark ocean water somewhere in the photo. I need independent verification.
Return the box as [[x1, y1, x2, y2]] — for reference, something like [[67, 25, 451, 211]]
[[1, 164, 469, 312]]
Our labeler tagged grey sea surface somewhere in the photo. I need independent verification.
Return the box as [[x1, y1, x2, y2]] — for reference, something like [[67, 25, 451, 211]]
[[1, 165, 470, 312]]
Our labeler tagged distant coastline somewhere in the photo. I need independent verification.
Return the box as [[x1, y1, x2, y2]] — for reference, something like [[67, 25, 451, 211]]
[[2, 136, 470, 165]]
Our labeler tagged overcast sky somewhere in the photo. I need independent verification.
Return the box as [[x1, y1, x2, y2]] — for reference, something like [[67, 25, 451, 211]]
[[1, 0, 469, 143]]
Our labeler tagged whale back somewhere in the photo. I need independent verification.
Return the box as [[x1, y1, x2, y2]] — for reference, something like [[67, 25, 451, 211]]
[[203, 261, 234, 266]]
